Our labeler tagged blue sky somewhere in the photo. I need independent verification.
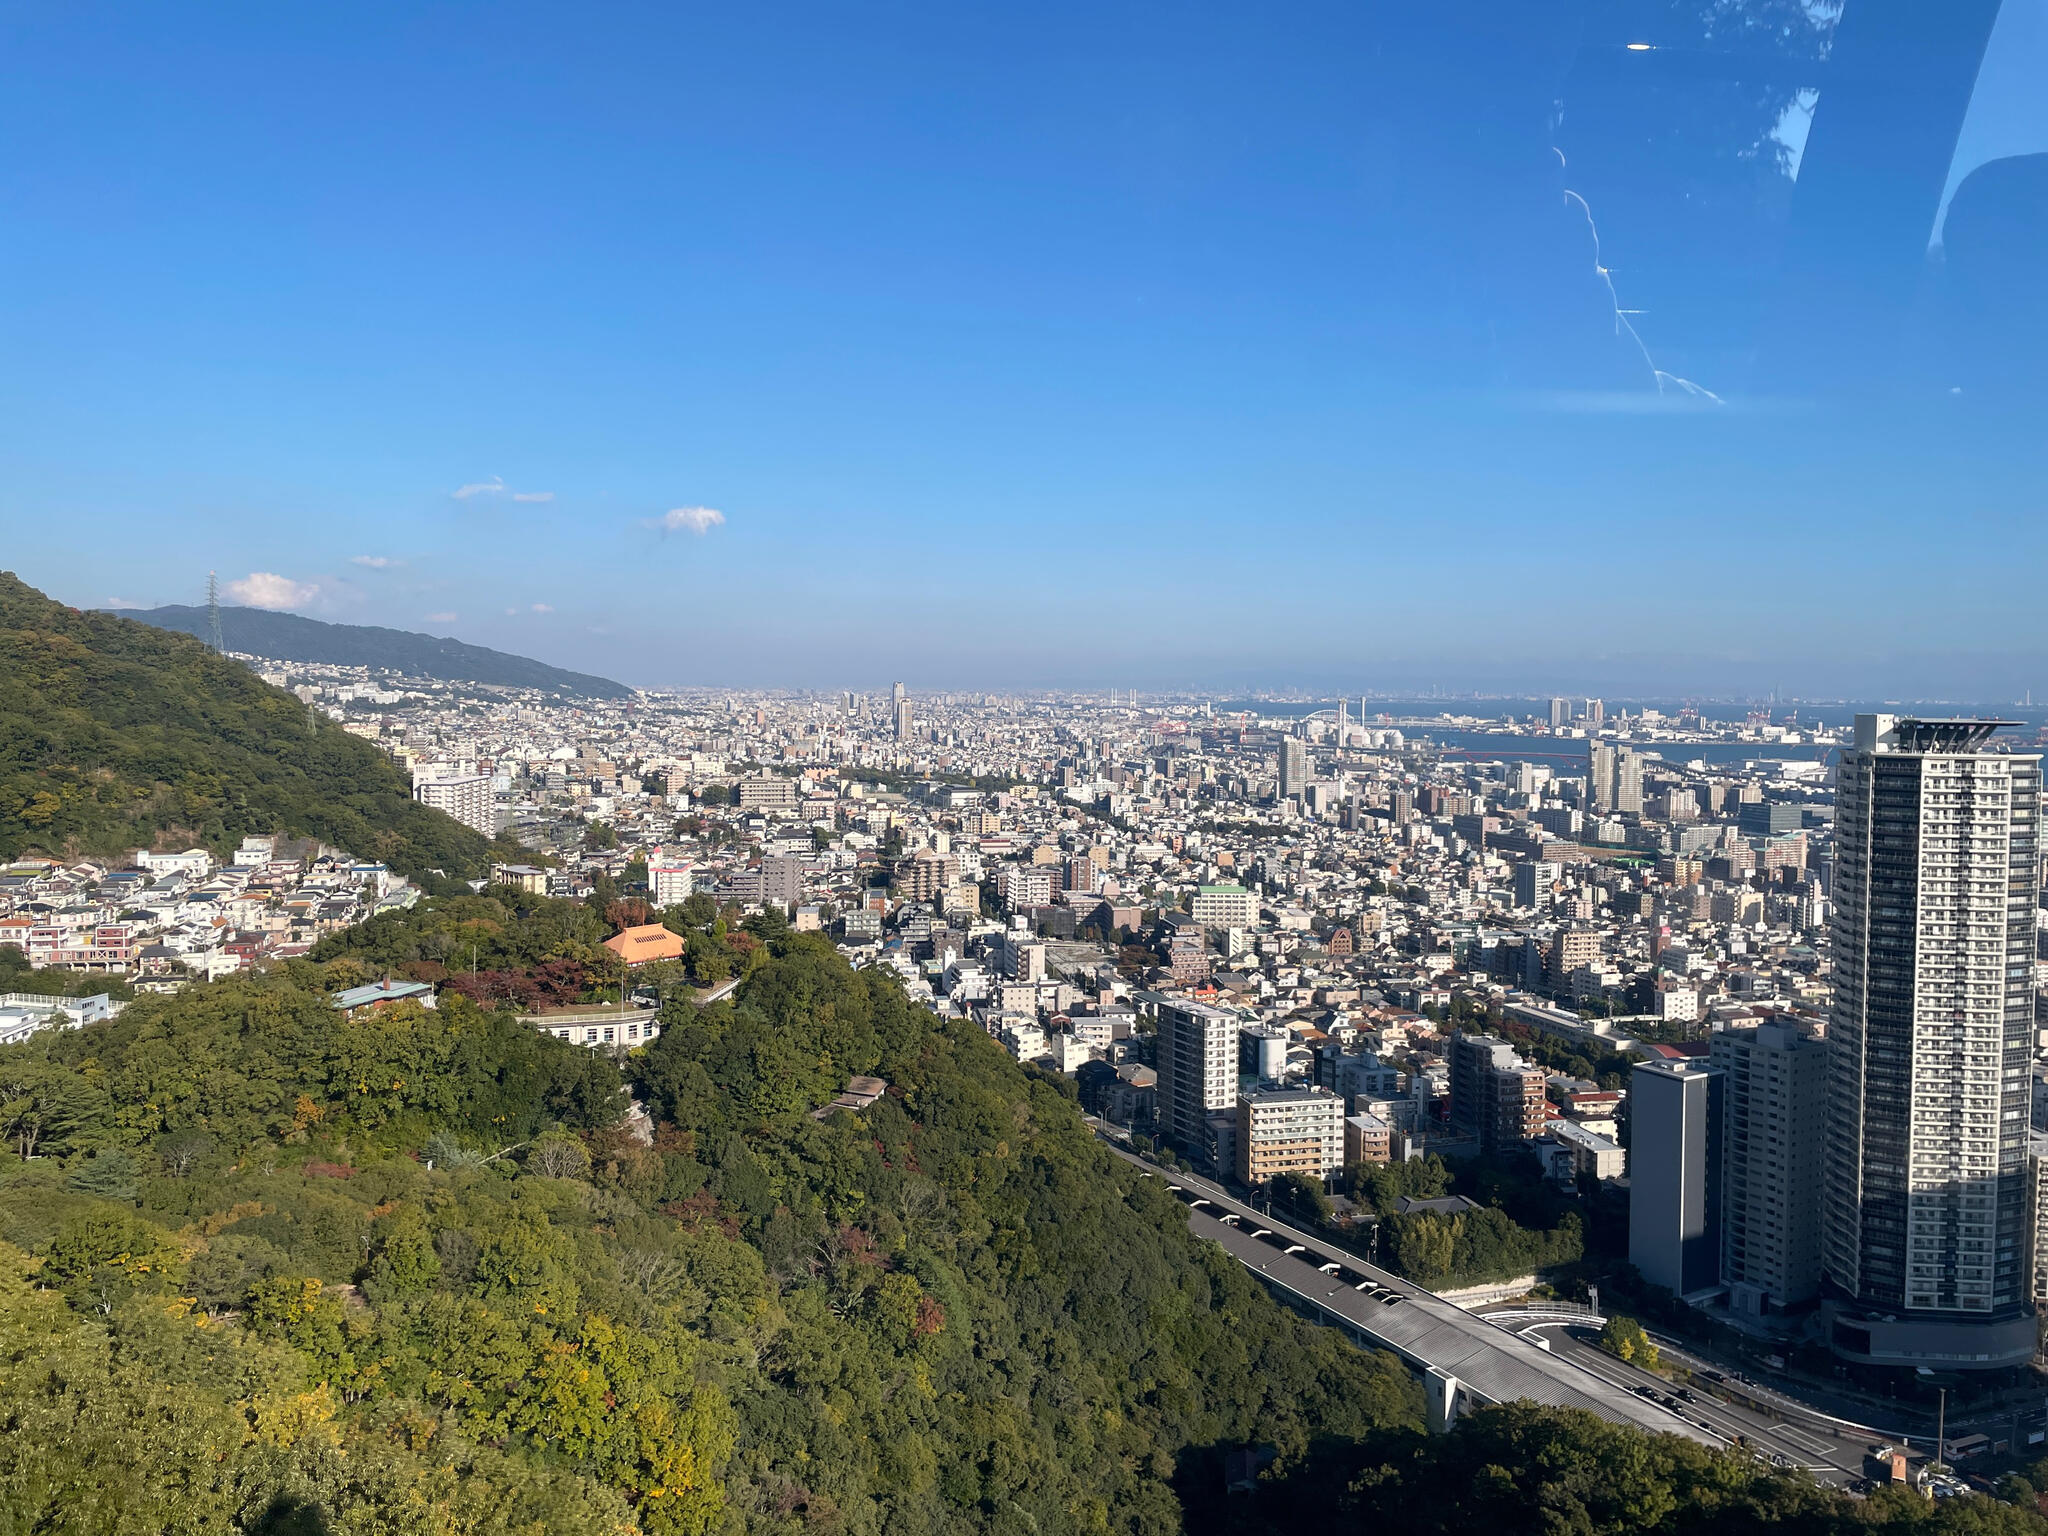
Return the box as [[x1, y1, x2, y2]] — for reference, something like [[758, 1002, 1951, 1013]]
[[4, 3, 2047, 695]]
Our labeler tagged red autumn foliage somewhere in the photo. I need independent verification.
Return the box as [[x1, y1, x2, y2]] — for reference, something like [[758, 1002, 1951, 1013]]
[[661, 1190, 741, 1239], [444, 956, 593, 1010], [606, 898, 653, 932], [833, 1224, 883, 1270]]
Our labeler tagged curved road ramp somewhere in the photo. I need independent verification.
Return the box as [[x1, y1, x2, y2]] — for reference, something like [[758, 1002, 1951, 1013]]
[[1124, 1150, 1712, 1445]]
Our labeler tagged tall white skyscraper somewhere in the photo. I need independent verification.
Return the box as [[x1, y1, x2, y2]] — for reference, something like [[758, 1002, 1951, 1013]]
[[1155, 998, 1241, 1151], [1821, 715, 2040, 1369], [1588, 740, 1615, 814], [1613, 748, 1644, 816], [1278, 737, 1308, 800]]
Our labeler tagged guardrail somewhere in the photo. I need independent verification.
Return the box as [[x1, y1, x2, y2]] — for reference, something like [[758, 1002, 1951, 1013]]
[[1485, 1306, 1608, 1327]]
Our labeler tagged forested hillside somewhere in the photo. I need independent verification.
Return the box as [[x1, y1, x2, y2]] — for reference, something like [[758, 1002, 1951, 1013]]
[[309, 886, 782, 1007], [0, 571, 520, 885], [1205, 1398, 2048, 1536], [0, 937, 1419, 1533], [126, 602, 633, 699], [2, 926, 2038, 1534]]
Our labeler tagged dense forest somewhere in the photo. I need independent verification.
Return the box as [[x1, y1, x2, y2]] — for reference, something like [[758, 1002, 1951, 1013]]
[[0, 571, 524, 885], [1205, 1399, 2048, 1536], [0, 937, 1420, 1533], [1353, 1155, 1590, 1288], [310, 887, 773, 1006], [3, 917, 2045, 1532]]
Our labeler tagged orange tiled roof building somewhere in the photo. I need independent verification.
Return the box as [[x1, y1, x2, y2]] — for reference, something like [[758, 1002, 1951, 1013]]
[[603, 923, 685, 966]]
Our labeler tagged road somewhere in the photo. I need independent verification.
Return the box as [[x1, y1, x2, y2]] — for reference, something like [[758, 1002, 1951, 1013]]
[[1512, 1320, 1880, 1485], [1091, 1128, 1953, 1485], [1098, 1137, 1716, 1445], [1501, 1307, 2048, 1456], [1095, 1128, 1949, 1485]]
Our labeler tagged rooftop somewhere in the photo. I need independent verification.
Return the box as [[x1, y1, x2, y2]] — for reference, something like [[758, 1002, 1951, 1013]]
[[1859, 714, 2024, 755], [603, 923, 686, 964], [330, 978, 434, 1010]]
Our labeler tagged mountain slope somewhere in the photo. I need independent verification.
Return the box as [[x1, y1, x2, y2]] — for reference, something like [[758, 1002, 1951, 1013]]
[[3, 936, 1425, 1534], [125, 604, 633, 699], [0, 571, 510, 884]]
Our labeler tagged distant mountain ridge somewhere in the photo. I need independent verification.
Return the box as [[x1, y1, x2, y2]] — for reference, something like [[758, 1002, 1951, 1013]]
[[124, 604, 633, 699], [1, 572, 515, 886]]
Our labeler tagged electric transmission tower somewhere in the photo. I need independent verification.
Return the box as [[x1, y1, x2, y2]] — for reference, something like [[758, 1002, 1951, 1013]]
[[206, 571, 224, 653]]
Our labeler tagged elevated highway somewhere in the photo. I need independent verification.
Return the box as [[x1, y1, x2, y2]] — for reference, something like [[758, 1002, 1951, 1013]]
[[1110, 1143, 1715, 1444]]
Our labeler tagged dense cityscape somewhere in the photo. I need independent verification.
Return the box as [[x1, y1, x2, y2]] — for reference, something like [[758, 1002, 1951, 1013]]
[[13, 636, 2048, 1505], [10, 6, 2048, 1530]]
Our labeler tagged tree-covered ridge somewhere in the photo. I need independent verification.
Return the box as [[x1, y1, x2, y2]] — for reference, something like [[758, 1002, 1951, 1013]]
[[0, 1249, 636, 1536], [310, 888, 626, 1008], [12, 968, 626, 1160], [0, 570, 521, 884], [1210, 1399, 2046, 1536], [0, 939, 1420, 1533], [313, 888, 792, 1009], [5, 934, 2046, 1534], [125, 602, 634, 699]]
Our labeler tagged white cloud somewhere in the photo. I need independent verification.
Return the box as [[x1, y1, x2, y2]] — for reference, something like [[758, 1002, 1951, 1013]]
[[649, 505, 726, 535], [226, 572, 318, 610], [103, 596, 145, 609], [351, 554, 402, 569], [530, 602, 553, 613], [451, 477, 554, 503], [424, 611, 458, 624]]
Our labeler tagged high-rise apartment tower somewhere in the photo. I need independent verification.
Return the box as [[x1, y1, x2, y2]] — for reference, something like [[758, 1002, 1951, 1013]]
[[1588, 741, 1615, 814], [1711, 1019, 1827, 1314], [1821, 715, 2040, 1369], [1279, 738, 1308, 800], [1155, 999, 1241, 1153]]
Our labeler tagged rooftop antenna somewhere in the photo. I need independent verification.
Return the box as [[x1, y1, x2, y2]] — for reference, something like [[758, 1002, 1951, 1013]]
[[206, 571, 224, 654]]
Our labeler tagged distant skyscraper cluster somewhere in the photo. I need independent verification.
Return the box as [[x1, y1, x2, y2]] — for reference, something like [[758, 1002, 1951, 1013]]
[[1587, 741, 1643, 817]]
